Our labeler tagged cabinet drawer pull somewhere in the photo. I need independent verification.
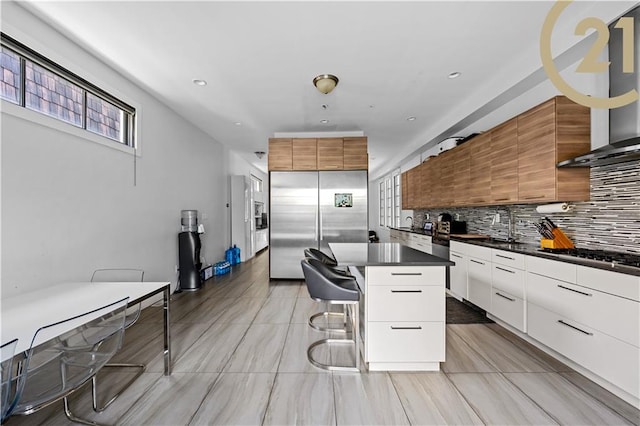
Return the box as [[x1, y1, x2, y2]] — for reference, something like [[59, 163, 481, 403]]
[[557, 284, 592, 297], [557, 320, 593, 336], [495, 266, 516, 274], [390, 290, 423, 293], [495, 254, 515, 260], [391, 272, 422, 276], [470, 259, 485, 265], [451, 253, 462, 259], [524, 195, 546, 200], [390, 326, 423, 330], [495, 292, 516, 302]]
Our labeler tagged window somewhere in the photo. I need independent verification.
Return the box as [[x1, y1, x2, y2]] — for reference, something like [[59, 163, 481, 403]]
[[385, 177, 392, 227], [1, 33, 135, 147], [379, 181, 385, 227], [393, 172, 401, 228]]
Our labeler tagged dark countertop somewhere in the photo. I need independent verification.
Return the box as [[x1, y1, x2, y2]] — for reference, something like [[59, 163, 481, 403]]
[[329, 242, 454, 267], [389, 227, 640, 277], [390, 227, 450, 246]]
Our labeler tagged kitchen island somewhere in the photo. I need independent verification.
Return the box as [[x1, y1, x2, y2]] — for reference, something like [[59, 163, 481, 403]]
[[329, 242, 454, 371]]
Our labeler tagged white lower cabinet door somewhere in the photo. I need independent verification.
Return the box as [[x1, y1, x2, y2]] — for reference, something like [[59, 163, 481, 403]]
[[367, 322, 444, 362], [449, 251, 468, 299], [528, 302, 639, 399], [491, 290, 525, 332], [467, 257, 491, 311], [367, 286, 444, 322]]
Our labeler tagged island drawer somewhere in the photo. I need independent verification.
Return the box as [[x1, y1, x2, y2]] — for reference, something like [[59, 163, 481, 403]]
[[367, 322, 445, 363], [366, 266, 445, 286], [367, 285, 444, 322]]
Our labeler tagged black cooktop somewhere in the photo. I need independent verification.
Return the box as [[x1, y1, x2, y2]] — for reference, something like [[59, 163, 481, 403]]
[[541, 248, 640, 268]]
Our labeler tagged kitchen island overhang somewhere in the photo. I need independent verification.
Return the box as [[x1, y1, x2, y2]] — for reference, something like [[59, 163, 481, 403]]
[[329, 242, 454, 371]]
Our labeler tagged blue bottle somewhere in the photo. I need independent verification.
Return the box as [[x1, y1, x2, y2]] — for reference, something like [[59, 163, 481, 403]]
[[225, 247, 234, 264], [233, 245, 241, 265]]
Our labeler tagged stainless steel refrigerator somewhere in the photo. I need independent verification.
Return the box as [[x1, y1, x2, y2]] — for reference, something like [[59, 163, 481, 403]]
[[270, 171, 368, 279]]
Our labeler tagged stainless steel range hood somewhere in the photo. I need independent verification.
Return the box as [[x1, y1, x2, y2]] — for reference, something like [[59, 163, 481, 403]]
[[558, 5, 640, 168]]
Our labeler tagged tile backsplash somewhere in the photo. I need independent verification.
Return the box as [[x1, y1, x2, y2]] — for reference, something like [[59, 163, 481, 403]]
[[413, 159, 640, 254]]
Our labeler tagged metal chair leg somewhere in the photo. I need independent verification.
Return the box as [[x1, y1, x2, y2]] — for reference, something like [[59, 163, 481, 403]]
[[64, 397, 103, 426], [92, 363, 145, 412], [307, 301, 360, 372]]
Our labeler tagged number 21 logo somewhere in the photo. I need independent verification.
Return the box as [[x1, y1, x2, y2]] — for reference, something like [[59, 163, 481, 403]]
[[541, 1, 638, 109]]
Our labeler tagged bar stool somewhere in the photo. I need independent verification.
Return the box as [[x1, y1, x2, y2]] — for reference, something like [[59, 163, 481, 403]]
[[304, 249, 351, 333], [301, 258, 360, 372]]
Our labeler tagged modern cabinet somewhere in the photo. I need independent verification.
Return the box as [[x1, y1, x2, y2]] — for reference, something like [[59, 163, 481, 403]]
[[490, 118, 518, 204], [292, 138, 317, 170], [449, 241, 468, 299], [466, 245, 492, 311], [517, 96, 590, 203], [398, 96, 590, 209], [255, 228, 268, 252], [365, 265, 445, 370], [317, 138, 344, 170], [468, 132, 492, 205], [268, 137, 368, 171], [267, 138, 292, 170], [491, 249, 526, 331], [343, 137, 368, 170], [230, 175, 255, 262]]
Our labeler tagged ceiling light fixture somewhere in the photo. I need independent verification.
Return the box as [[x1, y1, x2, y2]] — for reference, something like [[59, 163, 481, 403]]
[[192, 79, 207, 86], [234, 122, 242, 126], [406, 116, 416, 121], [313, 74, 339, 94], [320, 119, 329, 124], [448, 72, 461, 79], [254, 151, 265, 159]]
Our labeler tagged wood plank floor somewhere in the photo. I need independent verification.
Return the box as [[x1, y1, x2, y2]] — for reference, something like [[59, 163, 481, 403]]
[[7, 249, 639, 425]]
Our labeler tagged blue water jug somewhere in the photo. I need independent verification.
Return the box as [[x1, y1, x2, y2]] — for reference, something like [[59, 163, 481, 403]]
[[233, 245, 241, 265], [225, 247, 234, 264]]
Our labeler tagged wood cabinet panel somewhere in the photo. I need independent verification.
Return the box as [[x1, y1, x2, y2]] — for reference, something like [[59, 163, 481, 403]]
[[490, 119, 518, 204], [292, 138, 317, 170], [401, 172, 409, 210], [437, 149, 456, 207], [268, 138, 292, 170], [317, 138, 344, 170], [418, 161, 431, 209], [452, 142, 470, 206], [555, 97, 591, 201], [343, 137, 368, 170], [407, 167, 420, 209], [467, 132, 492, 205], [517, 99, 557, 202]]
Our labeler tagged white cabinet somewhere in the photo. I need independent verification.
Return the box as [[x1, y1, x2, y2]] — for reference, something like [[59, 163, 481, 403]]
[[466, 245, 492, 311], [491, 248, 526, 332], [364, 265, 445, 371], [255, 228, 268, 253], [527, 264, 640, 401], [449, 241, 468, 299]]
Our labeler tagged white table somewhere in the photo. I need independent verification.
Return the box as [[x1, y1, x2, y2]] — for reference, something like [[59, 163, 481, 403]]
[[1, 281, 172, 375]]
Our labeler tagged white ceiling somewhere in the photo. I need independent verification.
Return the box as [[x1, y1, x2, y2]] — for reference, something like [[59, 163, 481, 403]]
[[20, 1, 637, 177]]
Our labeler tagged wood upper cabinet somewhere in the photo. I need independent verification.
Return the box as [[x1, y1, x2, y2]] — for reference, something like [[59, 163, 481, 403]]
[[292, 138, 317, 170], [343, 137, 368, 170], [518, 96, 590, 203], [268, 138, 292, 170], [418, 161, 431, 208], [437, 149, 456, 207], [452, 143, 470, 206], [269, 136, 367, 171], [467, 132, 492, 205], [401, 171, 409, 210], [317, 138, 344, 170], [490, 119, 518, 204]]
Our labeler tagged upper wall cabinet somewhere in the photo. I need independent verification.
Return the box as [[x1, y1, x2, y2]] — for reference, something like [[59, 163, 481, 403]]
[[401, 96, 590, 209], [517, 97, 590, 203], [343, 137, 368, 170], [268, 137, 368, 171], [267, 138, 293, 170], [292, 138, 317, 170]]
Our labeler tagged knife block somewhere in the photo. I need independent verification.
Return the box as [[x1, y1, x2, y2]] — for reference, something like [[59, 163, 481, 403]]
[[540, 228, 575, 249]]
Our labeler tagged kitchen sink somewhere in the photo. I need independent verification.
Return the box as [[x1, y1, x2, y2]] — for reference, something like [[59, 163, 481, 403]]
[[488, 238, 525, 245]]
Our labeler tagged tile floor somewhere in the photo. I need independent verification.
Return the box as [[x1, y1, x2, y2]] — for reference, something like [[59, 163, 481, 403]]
[[6, 250, 639, 425]]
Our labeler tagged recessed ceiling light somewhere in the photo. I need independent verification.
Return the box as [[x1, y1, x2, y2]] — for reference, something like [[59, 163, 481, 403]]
[[406, 116, 416, 121], [320, 119, 329, 124], [448, 72, 461, 79], [234, 122, 242, 126], [192, 79, 207, 86]]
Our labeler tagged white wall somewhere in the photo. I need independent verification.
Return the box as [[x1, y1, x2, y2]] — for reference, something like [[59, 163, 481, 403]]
[[1, 3, 229, 297]]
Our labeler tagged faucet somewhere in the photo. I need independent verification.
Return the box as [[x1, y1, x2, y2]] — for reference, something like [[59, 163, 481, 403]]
[[507, 210, 517, 242], [406, 216, 413, 229]]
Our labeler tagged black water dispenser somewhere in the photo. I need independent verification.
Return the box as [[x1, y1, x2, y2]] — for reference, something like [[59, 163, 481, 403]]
[[178, 210, 202, 291]]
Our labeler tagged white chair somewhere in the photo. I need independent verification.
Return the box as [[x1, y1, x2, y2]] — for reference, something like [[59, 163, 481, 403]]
[[89, 268, 145, 412], [1, 338, 18, 422], [10, 298, 129, 425]]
